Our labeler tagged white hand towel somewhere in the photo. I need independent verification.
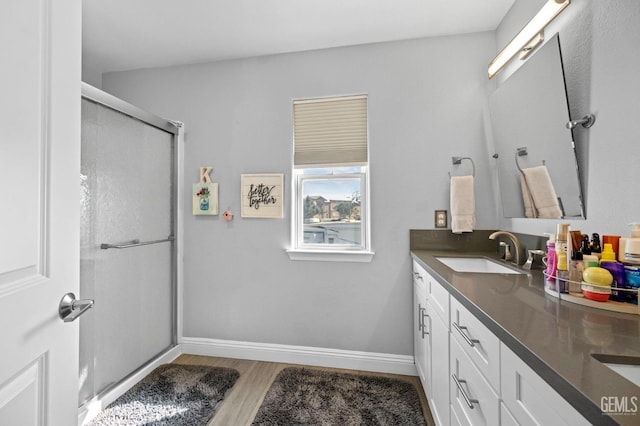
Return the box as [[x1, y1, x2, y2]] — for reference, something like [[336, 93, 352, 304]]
[[521, 165, 562, 219], [450, 175, 475, 234], [520, 174, 537, 218]]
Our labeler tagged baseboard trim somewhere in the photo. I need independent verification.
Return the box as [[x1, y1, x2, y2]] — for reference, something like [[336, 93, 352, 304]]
[[180, 337, 417, 376], [78, 345, 182, 425]]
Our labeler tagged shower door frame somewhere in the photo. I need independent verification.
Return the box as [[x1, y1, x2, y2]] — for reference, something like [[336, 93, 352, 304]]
[[79, 82, 183, 422]]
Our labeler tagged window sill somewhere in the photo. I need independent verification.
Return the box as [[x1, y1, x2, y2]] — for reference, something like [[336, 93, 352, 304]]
[[286, 249, 375, 263]]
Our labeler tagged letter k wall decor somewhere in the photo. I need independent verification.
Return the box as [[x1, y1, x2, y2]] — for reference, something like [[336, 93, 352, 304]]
[[241, 173, 284, 218]]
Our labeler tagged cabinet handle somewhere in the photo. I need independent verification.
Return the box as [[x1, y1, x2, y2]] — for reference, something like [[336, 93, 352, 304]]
[[453, 322, 480, 347], [452, 373, 479, 409], [414, 272, 423, 281], [418, 304, 424, 332], [421, 309, 429, 338]]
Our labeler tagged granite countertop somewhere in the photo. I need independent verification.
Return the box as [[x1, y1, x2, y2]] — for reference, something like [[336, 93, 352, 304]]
[[411, 249, 640, 426]]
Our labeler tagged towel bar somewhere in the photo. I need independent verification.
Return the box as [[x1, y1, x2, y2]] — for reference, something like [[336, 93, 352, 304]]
[[515, 147, 528, 173], [515, 147, 545, 174], [449, 156, 475, 178]]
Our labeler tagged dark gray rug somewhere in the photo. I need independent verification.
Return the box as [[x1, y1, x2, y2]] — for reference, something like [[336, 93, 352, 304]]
[[88, 364, 239, 426], [252, 368, 426, 425]]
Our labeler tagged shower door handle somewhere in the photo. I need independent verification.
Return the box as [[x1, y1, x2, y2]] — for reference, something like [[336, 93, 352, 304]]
[[100, 235, 175, 250], [58, 292, 94, 322]]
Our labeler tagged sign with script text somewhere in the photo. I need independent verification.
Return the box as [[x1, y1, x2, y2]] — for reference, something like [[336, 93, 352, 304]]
[[241, 173, 284, 218]]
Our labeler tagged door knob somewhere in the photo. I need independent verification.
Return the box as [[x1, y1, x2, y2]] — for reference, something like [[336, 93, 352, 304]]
[[58, 292, 94, 322]]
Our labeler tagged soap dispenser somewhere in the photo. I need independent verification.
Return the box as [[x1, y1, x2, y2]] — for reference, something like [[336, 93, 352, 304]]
[[620, 223, 640, 265]]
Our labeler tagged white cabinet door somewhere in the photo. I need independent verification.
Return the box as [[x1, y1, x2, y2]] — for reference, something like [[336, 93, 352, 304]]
[[501, 344, 590, 426], [0, 1, 81, 425], [413, 272, 430, 395], [429, 302, 450, 426]]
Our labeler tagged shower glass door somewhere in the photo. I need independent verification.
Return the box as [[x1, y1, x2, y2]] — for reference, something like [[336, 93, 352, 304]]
[[79, 92, 177, 407]]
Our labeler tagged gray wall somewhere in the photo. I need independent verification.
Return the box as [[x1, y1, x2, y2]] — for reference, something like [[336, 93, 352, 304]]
[[496, 0, 640, 238], [82, 62, 103, 89], [103, 33, 498, 355]]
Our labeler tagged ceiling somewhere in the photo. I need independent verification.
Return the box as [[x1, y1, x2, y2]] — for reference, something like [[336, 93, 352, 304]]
[[82, 0, 515, 75]]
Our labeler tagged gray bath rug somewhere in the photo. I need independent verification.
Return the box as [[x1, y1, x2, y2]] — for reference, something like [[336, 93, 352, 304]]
[[88, 364, 239, 426], [252, 367, 426, 425]]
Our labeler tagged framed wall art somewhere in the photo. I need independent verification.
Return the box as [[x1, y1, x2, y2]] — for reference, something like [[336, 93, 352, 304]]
[[193, 166, 219, 215], [241, 173, 284, 218], [193, 182, 219, 215]]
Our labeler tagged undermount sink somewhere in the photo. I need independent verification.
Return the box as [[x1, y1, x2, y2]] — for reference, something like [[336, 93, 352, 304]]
[[435, 257, 524, 274], [592, 354, 640, 388]]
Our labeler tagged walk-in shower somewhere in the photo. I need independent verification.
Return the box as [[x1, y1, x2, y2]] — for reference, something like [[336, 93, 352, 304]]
[[79, 83, 180, 413]]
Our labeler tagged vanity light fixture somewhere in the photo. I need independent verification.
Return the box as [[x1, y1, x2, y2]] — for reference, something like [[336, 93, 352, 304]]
[[488, 0, 571, 79]]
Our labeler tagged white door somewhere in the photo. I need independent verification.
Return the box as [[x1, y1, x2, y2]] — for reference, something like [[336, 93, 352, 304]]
[[0, 0, 82, 425]]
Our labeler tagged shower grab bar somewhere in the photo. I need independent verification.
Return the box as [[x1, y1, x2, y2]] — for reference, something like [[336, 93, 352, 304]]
[[100, 235, 175, 250]]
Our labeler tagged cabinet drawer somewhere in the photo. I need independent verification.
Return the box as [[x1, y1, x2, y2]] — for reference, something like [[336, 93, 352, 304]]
[[501, 344, 590, 426], [450, 296, 500, 392], [412, 260, 427, 287], [450, 337, 500, 426]]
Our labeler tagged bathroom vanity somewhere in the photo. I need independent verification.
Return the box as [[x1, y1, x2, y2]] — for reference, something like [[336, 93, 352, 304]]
[[411, 232, 640, 426]]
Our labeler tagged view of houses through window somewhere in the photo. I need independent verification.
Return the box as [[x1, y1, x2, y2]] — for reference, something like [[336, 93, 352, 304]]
[[298, 167, 364, 247]]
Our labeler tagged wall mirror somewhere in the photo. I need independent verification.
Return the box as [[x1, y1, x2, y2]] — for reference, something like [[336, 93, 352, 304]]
[[489, 34, 585, 219]]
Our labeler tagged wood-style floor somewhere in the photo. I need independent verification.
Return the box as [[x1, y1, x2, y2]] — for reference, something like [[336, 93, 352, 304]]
[[174, 354, 435, 426]]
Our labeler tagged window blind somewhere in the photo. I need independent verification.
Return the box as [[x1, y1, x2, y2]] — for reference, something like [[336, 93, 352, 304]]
[[293, 95, 368, 167]]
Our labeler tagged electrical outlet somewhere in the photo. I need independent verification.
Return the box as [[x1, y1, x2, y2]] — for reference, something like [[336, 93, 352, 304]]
[[435, 210, 447, 228]]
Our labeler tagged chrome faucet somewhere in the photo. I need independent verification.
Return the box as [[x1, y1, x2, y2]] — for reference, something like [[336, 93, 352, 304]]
[[489, 231, 523, 266]]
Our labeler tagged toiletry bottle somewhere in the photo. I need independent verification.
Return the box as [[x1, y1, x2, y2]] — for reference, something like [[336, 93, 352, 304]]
[[619, 236, 627, 262], [581, 233, 599, 266], [569, 252, 583, 293], [624, 265, 640, 304], [556, 251, 569, 293], [545, 234, 557, 289], [600, 260, 625, 302], [554, 224, 569, 291], [599, 243, 616, 264], [602, 235, 621, 260], [581, 233, 591, 255], [570, 230, 582, 256], [621, 223, 640, 265], [591, 233, 602, 259], [555, 223, 569, 261]]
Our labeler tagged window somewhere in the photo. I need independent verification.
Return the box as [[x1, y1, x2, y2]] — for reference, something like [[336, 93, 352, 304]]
[[287, 95, 373, 262]]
